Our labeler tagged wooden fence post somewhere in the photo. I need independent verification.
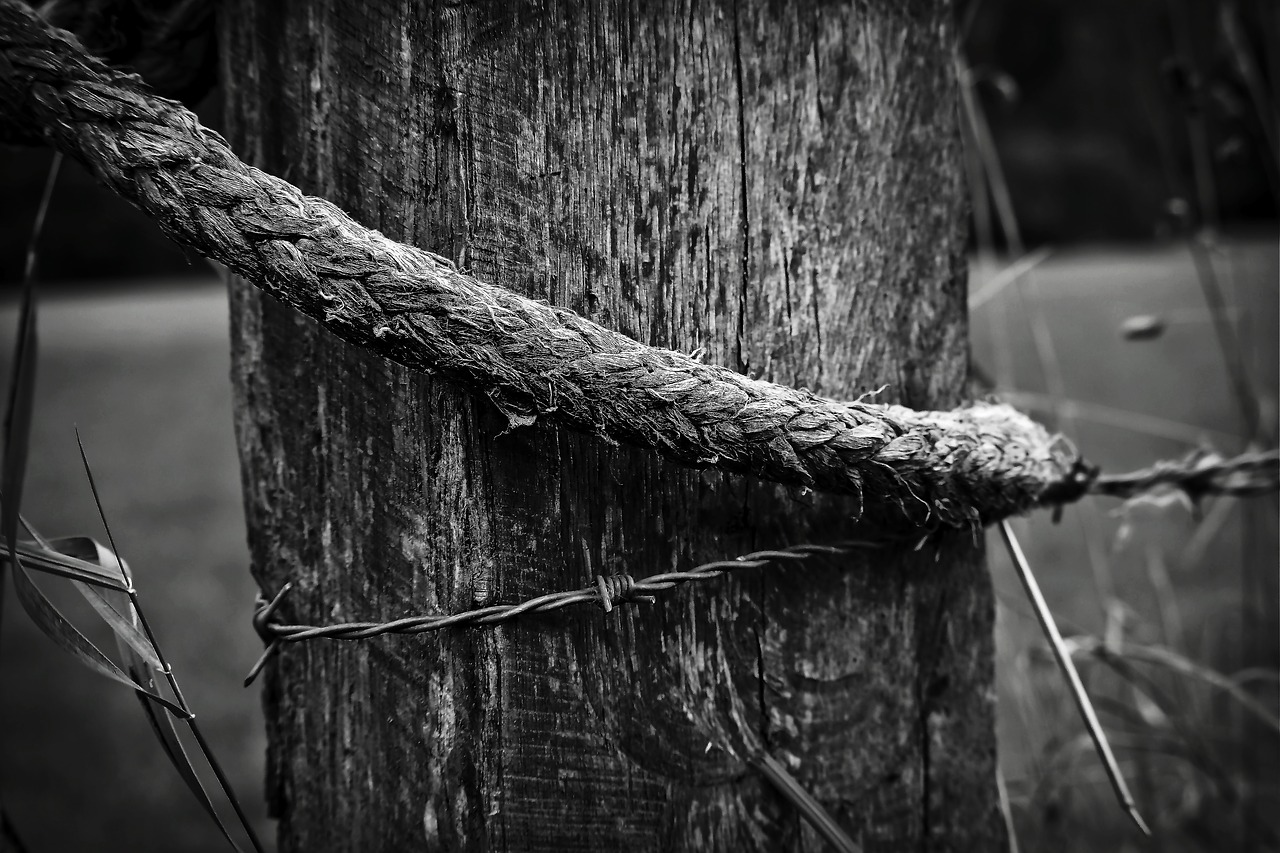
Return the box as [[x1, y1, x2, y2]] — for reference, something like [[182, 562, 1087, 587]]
[[221, 1, 1003, 848]]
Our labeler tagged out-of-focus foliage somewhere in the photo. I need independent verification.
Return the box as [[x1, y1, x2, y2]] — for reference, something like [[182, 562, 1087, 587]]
[[962, 0, 1277, 243]]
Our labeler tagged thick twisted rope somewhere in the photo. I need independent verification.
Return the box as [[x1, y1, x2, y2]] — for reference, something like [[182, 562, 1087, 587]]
[[0, 1, 1078, 529], [2, 2, 1276, 532]]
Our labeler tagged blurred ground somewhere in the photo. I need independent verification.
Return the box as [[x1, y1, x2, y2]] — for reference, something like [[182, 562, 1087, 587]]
[[976, 233, 1279, 850], [0, 234, 1276, 851], [0, 285, 270, 851]]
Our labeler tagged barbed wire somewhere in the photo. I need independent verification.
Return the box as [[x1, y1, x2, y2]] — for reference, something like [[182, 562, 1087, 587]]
[[245, 447, 1279, 684], [1091, 448, 1279, 501], [245, 541, 883, 684]]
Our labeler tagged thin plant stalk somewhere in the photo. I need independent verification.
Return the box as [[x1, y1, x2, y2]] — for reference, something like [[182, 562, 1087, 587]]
[[996, 764, 1020, 853], [968, 247, 1053, 312], [1185, 238, 1261, 442], [1, 151, 61, 625], [1143, 546, 1184, 652], [76, 435, 266, 853], [999, 520, 1150, 836], [955, 56, 1016, 394], [1217, 2, 1279, 203], [1003, 390, 1240, 447], [0, 152, 61, 851], [957, 58, 1119, 624], [1166, 5, 1276, 845], [750, 752, 861, 853]]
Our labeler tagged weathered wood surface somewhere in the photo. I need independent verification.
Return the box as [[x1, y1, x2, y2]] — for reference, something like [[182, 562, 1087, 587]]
[[222, 1, 1003, 849]]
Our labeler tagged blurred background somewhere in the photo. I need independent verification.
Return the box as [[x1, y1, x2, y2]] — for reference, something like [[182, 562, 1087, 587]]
[[1, 0, 1276, 851]]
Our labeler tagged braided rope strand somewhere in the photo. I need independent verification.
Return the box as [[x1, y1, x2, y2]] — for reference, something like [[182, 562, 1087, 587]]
[[0, 1, 1075, 529], [2, 3, 1275, 530]]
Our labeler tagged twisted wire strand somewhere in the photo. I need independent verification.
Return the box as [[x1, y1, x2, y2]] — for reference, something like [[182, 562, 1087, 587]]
[[242, 541, 875, 685], [244, 447, 1278, 678], [1092, 448, 1280, 501], [258, 543, 868, 644]]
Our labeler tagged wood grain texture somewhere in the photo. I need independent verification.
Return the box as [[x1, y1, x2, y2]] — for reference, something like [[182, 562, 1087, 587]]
[[221, 1, 1003, 849]]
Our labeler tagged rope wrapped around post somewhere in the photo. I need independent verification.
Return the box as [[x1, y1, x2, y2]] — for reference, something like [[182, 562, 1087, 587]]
[[0, 0, 1074, 531], [0, 1, 1275, 533]]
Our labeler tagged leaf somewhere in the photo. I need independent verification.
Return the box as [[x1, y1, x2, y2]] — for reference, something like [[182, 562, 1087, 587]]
[[7, 551, 185, 717], [1, 801, 30, 853], [2, 242, 40, 614], [119, 647, 247, 853], [0, 536, 130, 591], [0, 534, 163, 673], [73, 442, 255, 853], [2, 153, 60, 624], [47, 536, 163, 671], [1069, 636, 1280, 735]]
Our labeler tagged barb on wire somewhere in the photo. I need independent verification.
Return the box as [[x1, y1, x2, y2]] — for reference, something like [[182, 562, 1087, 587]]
[[245, 541, 879, 685], [998, 520, 1150, 836], [1091, 448, 1279, 502]]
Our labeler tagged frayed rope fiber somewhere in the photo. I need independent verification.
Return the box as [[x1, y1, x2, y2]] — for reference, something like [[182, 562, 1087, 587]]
[[1, 2, 1274, 531]]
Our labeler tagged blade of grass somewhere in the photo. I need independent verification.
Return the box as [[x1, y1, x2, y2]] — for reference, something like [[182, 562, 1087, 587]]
[[74, 580, 163, 670], [1231, 668, 1280, 688], [959, 53, 1124, 632], [750, 752, 862, 853], [956, 55, 1016, 391], [996, 764, 1020, 853], [0, 158, 61, 848], [19, 509, 246, 851], [118, 613, 248, 853], [54, 535, 163, 670], [7, 552, 184, 715], [1142, 546, 1184, 651], [2, 152, 61, 631], [1, 803, 31, 853], [0, 534, 130, 590], [1219, 1, 1280, 203], [969, 247, 1054, 311], [999, 520, 1151, 835], [76, 434, 266, 853], [1167, 10, 1277, 840], [1000, 390, 1242, 448], [54, 524, 249, 853], [1185, 234, 1262, 442], [1068, 636, 1280, 735], [1062, 637, 1238, 803]]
